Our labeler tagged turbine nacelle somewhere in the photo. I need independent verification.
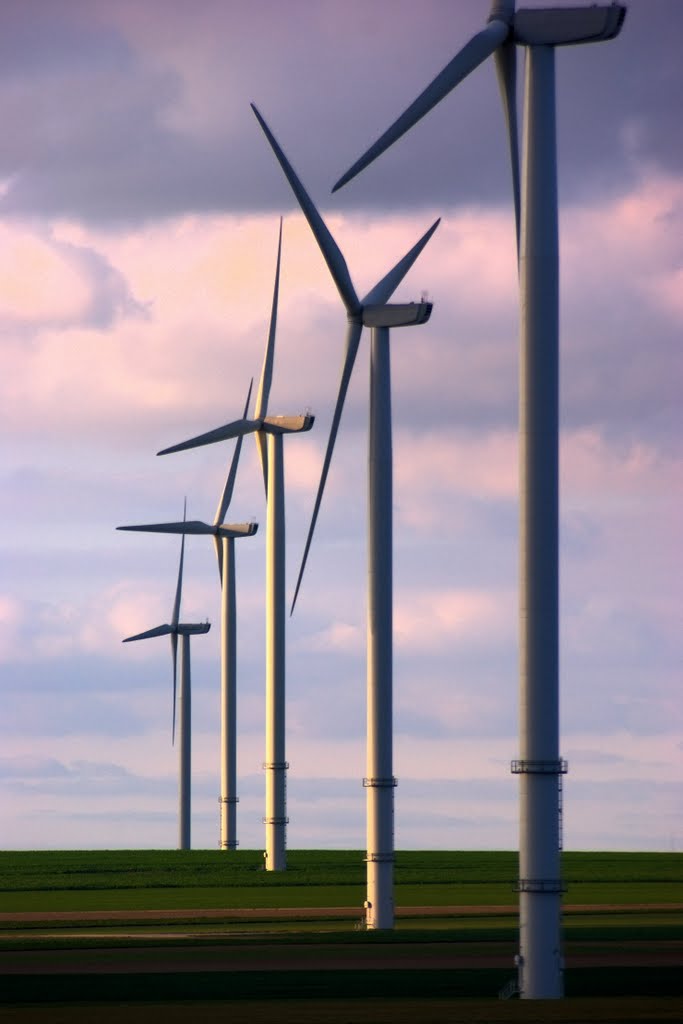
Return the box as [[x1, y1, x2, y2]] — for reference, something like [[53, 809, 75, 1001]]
[[219, 522, 259, 537], [513, 6, 626, 46], [262, 414, 315, 435], [177, 622, 211, 636], [362, 302, 433, 329]]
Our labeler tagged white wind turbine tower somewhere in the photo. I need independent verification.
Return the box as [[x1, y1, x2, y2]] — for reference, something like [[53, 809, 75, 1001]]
[[159, 221, 313, 871], [121, 504, 210, 850], [251, 105, 438, 929], [332, 0, 626, 998], [118, 385, 257, 851]]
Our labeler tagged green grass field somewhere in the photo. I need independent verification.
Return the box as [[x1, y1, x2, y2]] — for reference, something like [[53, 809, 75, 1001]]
[[1, 849, 681, 911], [1, 850, 681, 1021]]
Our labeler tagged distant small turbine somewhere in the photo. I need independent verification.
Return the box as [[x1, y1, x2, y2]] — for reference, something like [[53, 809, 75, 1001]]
[[158, 221, 313, 871], [122, 502, 210, 851], [251, 105, 438, 929], [118, 385, 257, 852], [332, 0, 626, 997]]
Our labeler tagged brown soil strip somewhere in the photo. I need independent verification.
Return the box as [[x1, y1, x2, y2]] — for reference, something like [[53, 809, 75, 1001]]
[[1, 902, 680, 924]]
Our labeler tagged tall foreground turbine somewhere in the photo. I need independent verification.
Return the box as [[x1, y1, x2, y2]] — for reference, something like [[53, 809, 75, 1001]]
[[252, 105, 438, 928], [118, 386, 257, 851], [333, 0, 626, 997], [159, 223, 313, 871], [122, 508, 210, 850]]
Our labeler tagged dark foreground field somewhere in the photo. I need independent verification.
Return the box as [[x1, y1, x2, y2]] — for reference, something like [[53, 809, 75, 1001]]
[[1, 850, 681, 1022]]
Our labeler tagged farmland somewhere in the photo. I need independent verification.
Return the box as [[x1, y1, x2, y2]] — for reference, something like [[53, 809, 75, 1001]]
[[1, 849, 681, 1022], [2, 848, 681, 911]]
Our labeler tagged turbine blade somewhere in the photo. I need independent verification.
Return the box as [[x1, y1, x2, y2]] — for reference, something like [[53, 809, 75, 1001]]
[[171, 505, 186, 630], [256, 431, 268, 498], [291, 320, 363, 614], [254, 219, 283, 493], [172, 501, 184, 747], [494, 38, 520, 256], [171, 632, 178, 745], [122, 624, 173, 643], [214, 380, 254, 526], [332, 19, 509, 192], [213, 533, 223, 585], [254, 220, 282, 421], [361, 218, 440, 306], [158, 417, 259, 456], [251, 104, 360, 314], [118, 521, 214, 535]]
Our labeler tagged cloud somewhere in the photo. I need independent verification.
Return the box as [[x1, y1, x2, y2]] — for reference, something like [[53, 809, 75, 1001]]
[[3, 163, 678, 457], [0, 755, 130, 782], [1, 1, 680, 226], [395, 431, 518, 513], [0, 223, 146, 333], [0, 582, 211, 664], [394, 587, 513, 653], [307, 622, 364, 655]]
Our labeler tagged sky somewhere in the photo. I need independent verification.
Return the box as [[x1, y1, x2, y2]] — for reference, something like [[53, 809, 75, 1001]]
[[1, 0, 681, 854]]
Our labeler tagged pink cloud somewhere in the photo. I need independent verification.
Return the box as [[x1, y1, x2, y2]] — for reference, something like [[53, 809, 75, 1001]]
[[307, 621, 364, 654], [394, 586, 513, 653], [0, 225, 91, 326], [394, 430, 518, 511], [562, 171, 683, 325], [562, 429, 681, 499]]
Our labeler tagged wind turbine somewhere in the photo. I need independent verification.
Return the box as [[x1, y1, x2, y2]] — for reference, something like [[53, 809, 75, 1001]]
[[332, 0, 626, 998], [121, 503, 210, 851], [118, 385, 257, 852], [251, 104, 438, 929], [158, 221, 314, 871]]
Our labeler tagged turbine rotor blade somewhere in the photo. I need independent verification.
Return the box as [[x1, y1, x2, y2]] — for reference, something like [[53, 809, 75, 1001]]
[[291, 320, 363, 614], [158, 418, 260, 456], [122, 624, 173, 643], [361, 218, 440, 306], [251, 104, 360, 315], [214, 379, 254, 526], [255, 220, 282, 422], [118, 521, 214, 535], [213, 534, 223, 585], [254, 219, 283, 494], [494, 38, 521, 256], [171, 632, 178, 745], [333, 19, 509, 192], [171, 506, 186, 630], [256, 431, 268, 497]]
